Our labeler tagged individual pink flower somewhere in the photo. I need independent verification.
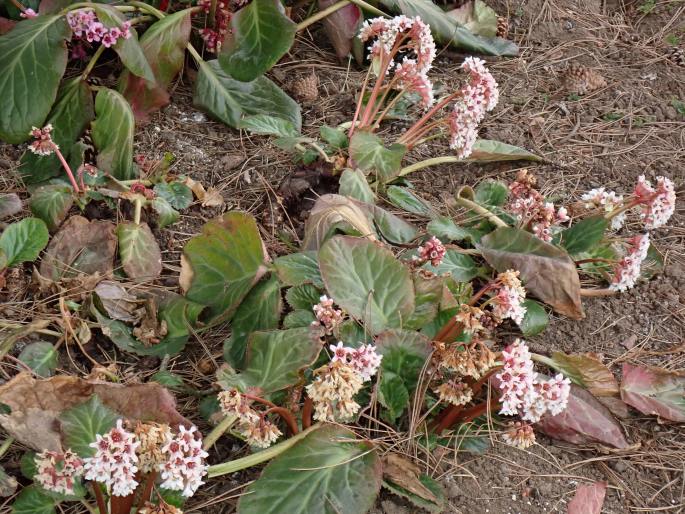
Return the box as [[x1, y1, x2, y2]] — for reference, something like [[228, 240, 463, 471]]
[[20, 8, 37, 18], [120, 21, 132, 39], [159, 425, 208, 498], [86, 21, 105, 42], [198, 0, 230, 52], [414, 236, 446, 266], [633, 175, 676, 230], [35, 449, 84, 495], [610, 233, 650, 292], [101, 31, 117, 48]]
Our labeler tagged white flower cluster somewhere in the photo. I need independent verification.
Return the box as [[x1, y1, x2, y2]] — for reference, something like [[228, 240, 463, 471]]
[[159, 426, 209, 497], [312, 295, 344, 335], [634, 175, 676, 230], [581, 187, 626, 231], [306, 360, 365, 422], [610, 233, 650, 292], [490, 270, 527, 326], [34, 449, 84, 495], [218, 389, 283, 449], [329, 342, 383, 382], [84, 420, 140, 497]]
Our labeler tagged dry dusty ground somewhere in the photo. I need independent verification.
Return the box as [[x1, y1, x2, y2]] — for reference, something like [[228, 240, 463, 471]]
[[1, 0, 684, 512]]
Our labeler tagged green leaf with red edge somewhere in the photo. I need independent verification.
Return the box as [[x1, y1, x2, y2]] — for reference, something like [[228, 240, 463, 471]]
[[90, 4, 155, 83], [116, 222, 163, 282], [620, 363, 685, 422], [317, 0, 361, 60], [219, 0, 295, 82], [119, 9, 192, 122], [20, 78, 94, 184], [91, 88, 137, 180], [237, 425, 382, 514], [0, 15, 69, 144], [550, 352, 619, 397]]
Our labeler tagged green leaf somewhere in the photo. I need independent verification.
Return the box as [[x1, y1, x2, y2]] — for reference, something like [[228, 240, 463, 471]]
[[116, 222, 162, 282], [424, 250, 479, 282], [446, 0, 497, 37], [559, 216, 608, 256], [151, 370, 185, 388], [119, 9, 192, 121], [641, 244, 664, 280], [59, 396, 118, 457], [426, 216, 480, 243], [405, 272, 443, 329], [386, 186, 434, 216], [90, 4, 155, 83], [154, 182, 193, 210], [285, 283, 321, 310], [11, 485, 55, 514], [0, 16, 69, 144], [28, 185, 73, 232], [338, 168, 375, 203], [91, 88, 137, 180], [181, 211, 268, 321], [474, 180, 508, 206], [0, 217, 49, 268], [224, 275, 282, 368], [318, 236, 415, 334], [379, 0, 517, 56], [155, 295, 205, 356], [20, 78, 94, 184], [273, 251, 324, 287], [219, 0, 295, 82], [520, 299, 548, 336], [152, 197, 179, 228], [376, 329, 432, 422], [238, 114, 299, 137], [18, 342, 58, 377], [223, 328, 322, 394], [320, 125, 348, 149], [194, 59, 301, 131], [238, 425, 381, 514], [349, 131, 406, 183], [466, 139, 542, 162], [283, 309, 316, 328], [372, 205, 418, 244]]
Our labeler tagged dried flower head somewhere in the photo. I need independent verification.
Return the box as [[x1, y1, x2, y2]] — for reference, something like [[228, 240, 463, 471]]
[[507, 172, 568, 241], [312, 295, 344, 335], [133, 422, 173, 474], [245, 420, 282, 449], [35, 449, 84, 495], [218, 389, 281, 448], [306, 361, 364, 422], [501, 421, 536, 450], [454, 304, 485, 335], [139, 502, 183, 514], [634, 175, 676, 230], [159, 425, 208, 498], [414, 236, 446, 266], [609, 233, 650, 292], [435, 379, 473, 406], [28, 124, 57, 156]]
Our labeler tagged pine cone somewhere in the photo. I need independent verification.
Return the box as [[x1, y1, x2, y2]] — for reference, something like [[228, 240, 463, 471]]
[[562, 63, 607, 95], [291, 72, 319, 102], [496, 16, 509, 39], [667, 47, 685, 67]]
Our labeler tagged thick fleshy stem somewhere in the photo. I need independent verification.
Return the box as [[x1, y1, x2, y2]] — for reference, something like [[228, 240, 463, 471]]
[[579, 288, 618, 297], [455, 195, 507, 228], [135, 471, 157, 511], [302, 396, 313, 429], [459, 400, 499, 424], [111, 491, 136, 514], [202, 415, 237, 450], [92, 483, 108, 514]]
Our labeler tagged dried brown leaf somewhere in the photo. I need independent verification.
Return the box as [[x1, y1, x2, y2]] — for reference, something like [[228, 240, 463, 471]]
[[382, 453, 440, 504], [567, 481, 607, 514]]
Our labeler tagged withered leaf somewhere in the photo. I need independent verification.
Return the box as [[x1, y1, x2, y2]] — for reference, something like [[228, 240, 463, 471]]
[[303, 194, 377, 251], [567, 481, 607, 514], [550, 352, 619, 397], [94, 280, 143, 323], [382, 453, 440, 504], [620, 364, 685, 422]]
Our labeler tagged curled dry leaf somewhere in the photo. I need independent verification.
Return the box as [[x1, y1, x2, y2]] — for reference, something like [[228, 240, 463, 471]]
[[302, 194, 377, 251], [184, 176, 225, 207], [0, 193, 22, 220], [567, 481, 607, 514], [382, 453, 441, 505], [0, 464, 17, 497], [94, 280, 144, 323], [0, 373, 190, 452], [620, 363, 685, 422]]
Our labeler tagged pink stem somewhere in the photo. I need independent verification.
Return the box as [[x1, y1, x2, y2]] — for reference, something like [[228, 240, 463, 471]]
[[54, 146, 81, 193]]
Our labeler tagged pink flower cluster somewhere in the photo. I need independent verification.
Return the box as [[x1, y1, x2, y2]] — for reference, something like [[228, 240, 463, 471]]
[[312, 295, 344, 335], [198, 0, 231, 53], [330, 342, 382, 382], [610, 233, 650, 292], [34, 449, 84, 495], [28, 124, 57, 156], [634, 175, 676, 230], [414, 236, 446, 266], [67, 10, 131, 48], [83, 420, 140, 497], [496, 339, 571, 423], [159, 425, 209, 498], [490, 270, 527, 326], [20, 8, 37, 18], [448, 57, 499, 158], [581, 187, 626, 231]]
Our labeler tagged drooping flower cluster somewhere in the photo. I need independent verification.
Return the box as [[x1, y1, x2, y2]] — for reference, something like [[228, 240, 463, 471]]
[[329, 342, 382, 381], [435, 379, 473, 407], [501, 421, 536, 450], [218, 388, 282, 448], [306, 358, 368, 422], [413, 236, 446, 266], [66, 10, 132, 48], [197, 0, 232, 52], [496, 339, 571, 422], [610, 233, 650, 292], [581, 187, 626, 231], [435, 339, 496, 380], [448, 57, 500, 158], [507, 170, 569, 241], [159, 425, 209, 497], [490, 270, 527, 325], [311, 295, 344, 335], [34, 449, 84, 495], [28, 124, 57, 156], [83, 419, 140, 496], [633, 175, 676, 230]]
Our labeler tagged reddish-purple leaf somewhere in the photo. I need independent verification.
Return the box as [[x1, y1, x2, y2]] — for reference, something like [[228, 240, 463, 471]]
[[317, 0, 362, 60], [620, 363, 685, 422], [536, 384, 629, 448], [0, 17, 15, 35], [567, 481, 607, 514], [119, 9, 192, 122]]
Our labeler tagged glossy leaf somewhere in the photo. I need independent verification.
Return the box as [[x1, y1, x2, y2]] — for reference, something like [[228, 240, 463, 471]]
[[181, 211, 268, 320], [371, 205, 418, 244], [28, 185, 73, 232], [446, 0, 497, 37], [386, 186, 434, 216], [285, 284, 321, 310], [117, 222, 162, 282], [119, 9, 192, 121], [155, 295, 205, 356], [0, 16, 69, 143], [238, 425, 381, 514], [151, 370, 185, 388], [0, 217, 49, 268], [349, 131, 406, 183], [20, 78, 94, 183], [520, 299, 548, 336], [550, 352, 618, 397], [478, 226, 584, 319], [302, 194, 377, 251], [319, 236, 414, 334], [18, 342, 58, 378], [219, 0, 295, 82], [559, 216, 608, 256], [0, 194, 22, 220], [11, 486, 55, 514], [59, 396, 118, 456], [283, 309, 316, 328], [620, 363, 685, 422], [405, 272, 443, 329], [91, 88, 137, 180], [426, 216, 479, 243], [154, 182, 193, 210], [474, 180, 508, 206], [568, 481, 607, 514], [194, 59, 301, 130], [339, 168, 375, 203], [466, 139, 541, 162], [424, 250, 479, 282], [273, 251, 323, 288], [224, 276, 282, 368], [152, 197, 179, 228], [317, 0, 361, 59]]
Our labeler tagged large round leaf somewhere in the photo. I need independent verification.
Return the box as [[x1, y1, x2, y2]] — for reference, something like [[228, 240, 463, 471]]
[[116, 222, 162, 282], [0, 16, 69, 143], [349, 131, 406, 183], [91, 88, 137, 180], [318, 236, 414, 334], [28, 185, 73, 232], [10, 485, 55, 514], [219, 0, 295, 82], [59, 396, 118, 457], [238, 425, 382, 514], [0, 217, 49, 268]]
